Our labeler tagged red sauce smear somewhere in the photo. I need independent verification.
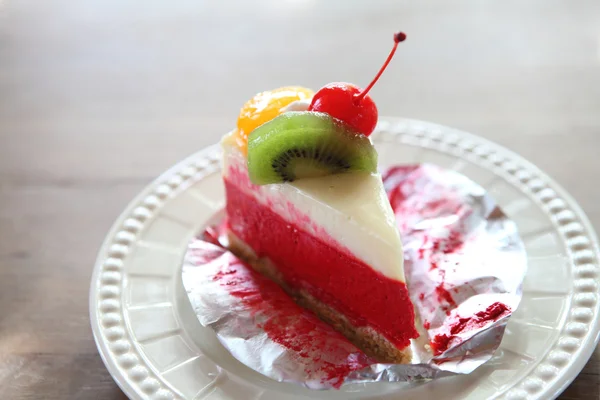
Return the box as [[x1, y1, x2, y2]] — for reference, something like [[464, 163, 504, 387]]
[[430, 302, 511, 355], [384, 165, 472, 320], [224, 180, 418, 349], [384, 165, 469, 226], [435, 284, 456, 307], [430, 334, 452, 356], [384, 165, 420, 208], [212, 254, 374, 388]]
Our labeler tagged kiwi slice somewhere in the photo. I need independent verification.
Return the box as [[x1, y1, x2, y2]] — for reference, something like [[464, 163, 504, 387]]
[[247, 111, 378, 185]]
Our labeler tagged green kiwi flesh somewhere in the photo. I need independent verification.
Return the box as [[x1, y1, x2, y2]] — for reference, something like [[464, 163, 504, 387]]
[[247, 111, 378, 185]]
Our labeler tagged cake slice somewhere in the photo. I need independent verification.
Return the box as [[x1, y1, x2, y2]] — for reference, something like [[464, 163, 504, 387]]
[[222, 133, 417, 362], [220, 32, 417, 362]]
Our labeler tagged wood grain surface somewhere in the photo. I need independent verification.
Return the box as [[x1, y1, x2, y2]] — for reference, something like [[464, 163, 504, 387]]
[[1, 1, 598, 399]]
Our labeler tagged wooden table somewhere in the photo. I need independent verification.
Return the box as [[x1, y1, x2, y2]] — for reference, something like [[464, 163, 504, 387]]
[[1, 1, 598, 398]]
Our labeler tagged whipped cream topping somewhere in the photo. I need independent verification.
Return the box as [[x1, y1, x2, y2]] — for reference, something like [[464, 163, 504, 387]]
[[282, 99, 312, 113]]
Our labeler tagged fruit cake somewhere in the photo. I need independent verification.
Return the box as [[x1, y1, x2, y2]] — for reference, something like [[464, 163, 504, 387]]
[[221, 32, 418, 362]]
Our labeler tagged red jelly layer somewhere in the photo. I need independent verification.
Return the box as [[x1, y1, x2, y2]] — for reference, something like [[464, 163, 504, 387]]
[[224, 179, 418, 349]]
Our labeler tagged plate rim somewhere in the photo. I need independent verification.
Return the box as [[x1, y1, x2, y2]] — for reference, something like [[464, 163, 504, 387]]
[[90, 117, 600, 400]]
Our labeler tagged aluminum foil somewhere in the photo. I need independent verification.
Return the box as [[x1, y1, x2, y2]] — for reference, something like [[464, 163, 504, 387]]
[[182, 164, 527, 390]]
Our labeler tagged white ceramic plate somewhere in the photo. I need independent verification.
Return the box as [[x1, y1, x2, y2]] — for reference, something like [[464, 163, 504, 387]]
[[90, 118, 600, 400]]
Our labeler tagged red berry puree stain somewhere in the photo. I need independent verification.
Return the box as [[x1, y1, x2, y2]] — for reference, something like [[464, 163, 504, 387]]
[[430, 302, 510, 355], [383, 165, 477, 318], [435, 284, 456, 308], [432, 269, 457, 316], [212, 255, 374, 388]]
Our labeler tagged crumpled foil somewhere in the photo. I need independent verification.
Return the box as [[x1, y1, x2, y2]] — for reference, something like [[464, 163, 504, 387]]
[[182, 164, 527, 390]]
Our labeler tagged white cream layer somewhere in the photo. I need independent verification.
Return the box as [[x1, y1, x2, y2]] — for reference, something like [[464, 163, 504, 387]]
[[221, 134, 405, 282]]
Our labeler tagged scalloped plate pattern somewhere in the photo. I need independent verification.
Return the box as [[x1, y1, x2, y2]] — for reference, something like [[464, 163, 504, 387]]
[[90, 118, 600, 400]]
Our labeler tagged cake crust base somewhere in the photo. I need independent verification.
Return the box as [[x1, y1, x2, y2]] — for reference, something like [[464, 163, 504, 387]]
[[227, 231, 412, 364]]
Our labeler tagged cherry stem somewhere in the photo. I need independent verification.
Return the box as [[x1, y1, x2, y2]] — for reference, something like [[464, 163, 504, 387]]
[[354, 31, 406, 105]]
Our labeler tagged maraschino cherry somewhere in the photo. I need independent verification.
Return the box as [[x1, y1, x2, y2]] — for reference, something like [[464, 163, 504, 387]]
[[309, 31, 407, 137]]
